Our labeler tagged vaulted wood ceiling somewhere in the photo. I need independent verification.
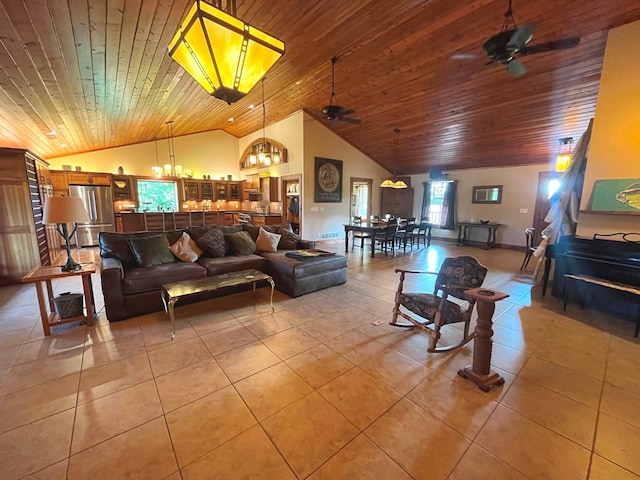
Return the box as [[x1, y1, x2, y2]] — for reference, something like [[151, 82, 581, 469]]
[[0, 0, 639, 174]]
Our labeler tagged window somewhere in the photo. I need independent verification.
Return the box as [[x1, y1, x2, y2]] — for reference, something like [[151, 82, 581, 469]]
[[424, 181, 448, 225], [137, 179, 179, 212]]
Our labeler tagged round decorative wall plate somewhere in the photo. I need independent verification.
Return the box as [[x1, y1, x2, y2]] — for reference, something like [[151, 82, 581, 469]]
[[318, 163, 340, 193]]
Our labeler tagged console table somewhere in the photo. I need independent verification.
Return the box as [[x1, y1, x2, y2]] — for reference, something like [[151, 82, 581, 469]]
[[457, 222, 501, 249]]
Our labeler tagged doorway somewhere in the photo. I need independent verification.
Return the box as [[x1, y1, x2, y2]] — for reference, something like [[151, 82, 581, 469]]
[[532, 171, 561, 244], [350, 177, 372, 221]]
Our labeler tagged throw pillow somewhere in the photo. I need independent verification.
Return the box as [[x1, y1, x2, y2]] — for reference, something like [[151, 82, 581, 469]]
[[169, 232, 203, 262], [224, 230, 256, 255], [127, 235, 174, 267], [255, 227, 281, 252], [277, 227, 300, 250], [196, 227, 226, 258]]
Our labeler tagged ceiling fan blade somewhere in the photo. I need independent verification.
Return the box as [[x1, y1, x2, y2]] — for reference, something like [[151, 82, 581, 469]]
[[506, 23, 534, 51], [519, 37, 580, 55], [340, 109, 356, 117], [507, 58, 526, 77], [340, 116, 361, 125]]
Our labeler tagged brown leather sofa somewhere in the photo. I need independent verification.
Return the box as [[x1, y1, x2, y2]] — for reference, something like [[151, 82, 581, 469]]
[[99, 223, 347, 321]]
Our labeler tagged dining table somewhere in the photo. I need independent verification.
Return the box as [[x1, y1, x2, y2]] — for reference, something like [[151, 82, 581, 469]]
[[343, 221, 395, 258]]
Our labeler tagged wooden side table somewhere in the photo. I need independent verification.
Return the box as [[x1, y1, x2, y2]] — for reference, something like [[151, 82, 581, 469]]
[[458, 287, 510, 391], [21, 263, 96, 336]]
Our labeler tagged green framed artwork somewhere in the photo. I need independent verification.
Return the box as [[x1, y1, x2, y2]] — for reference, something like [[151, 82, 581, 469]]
[[314, 157, 343, 203], [591, 179, 640, 212]]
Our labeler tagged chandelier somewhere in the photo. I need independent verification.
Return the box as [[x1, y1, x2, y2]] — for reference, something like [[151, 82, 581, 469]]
[[240, 78, 287, 169], [168, 0, 285, 104], [380, 128, 408, 188]]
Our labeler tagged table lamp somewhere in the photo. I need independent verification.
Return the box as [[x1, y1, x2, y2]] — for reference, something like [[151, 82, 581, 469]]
[[43, 196, 90, 271]]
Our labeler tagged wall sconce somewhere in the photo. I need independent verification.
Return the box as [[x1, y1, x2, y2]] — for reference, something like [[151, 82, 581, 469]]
[[168, 0, 285, 104], [555, 137, 573, 172]]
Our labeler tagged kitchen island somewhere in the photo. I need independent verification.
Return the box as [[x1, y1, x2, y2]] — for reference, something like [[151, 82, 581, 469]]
[[116, 211, 283, 232]]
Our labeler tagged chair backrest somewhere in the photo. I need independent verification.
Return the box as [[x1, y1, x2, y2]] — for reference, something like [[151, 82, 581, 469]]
[[435, 256, 487, 300], [353, 216, 362, 224], [525, 227, 536, 249], [384, 224, 398, 238]]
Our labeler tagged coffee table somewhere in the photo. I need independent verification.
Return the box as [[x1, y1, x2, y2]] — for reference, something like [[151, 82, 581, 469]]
[[161, 269, 275, 339]]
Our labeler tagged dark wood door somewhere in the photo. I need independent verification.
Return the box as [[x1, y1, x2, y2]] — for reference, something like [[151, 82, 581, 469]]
[[532, 171, 561, 245]]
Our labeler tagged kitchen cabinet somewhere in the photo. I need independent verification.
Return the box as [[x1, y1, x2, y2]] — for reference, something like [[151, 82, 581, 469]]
[[215, 181, 228, 200], [0, 148, 51, 284], [260, 176, 279, 202], [67, 172, 111, 185], [181, 179, 200, 201], [112, 175, 136, 201], [50, 171, 69, 196], [380, 187, 414, 219], [200, 181, 214, 200], [228, 181, 242, 201]]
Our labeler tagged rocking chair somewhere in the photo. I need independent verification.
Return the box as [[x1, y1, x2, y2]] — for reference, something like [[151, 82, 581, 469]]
[[391, 256, 488, 352]]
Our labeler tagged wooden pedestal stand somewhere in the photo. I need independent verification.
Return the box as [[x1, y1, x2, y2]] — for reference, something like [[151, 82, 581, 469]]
[[457, 287, 509, 392]]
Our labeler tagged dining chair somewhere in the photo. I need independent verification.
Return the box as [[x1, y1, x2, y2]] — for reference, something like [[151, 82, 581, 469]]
[[374, 224, 398, 256], [412, 221, 431, 248], [391, 256, 488, 352], [395, 223, 416, 252], [520, 227, 536, 270], [351, 216, 371, 250]]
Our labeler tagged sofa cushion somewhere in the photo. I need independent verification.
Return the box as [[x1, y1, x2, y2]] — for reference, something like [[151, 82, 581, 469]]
[[225, 231, 256, 255], [122, 262, 207, 294], [259, 251, 348, 279], [255, 227, 281, 252], [128, 235, 175, 267], [196, 228, 226, 258], [100, 231, 182, 268], [277, 228, 300, 250], [197, 254, 267, 276], [170, 232, 203, 262]]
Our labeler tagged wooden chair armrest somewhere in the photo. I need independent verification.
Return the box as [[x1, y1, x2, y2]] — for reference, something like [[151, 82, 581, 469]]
[[394, 269, 438, 275]]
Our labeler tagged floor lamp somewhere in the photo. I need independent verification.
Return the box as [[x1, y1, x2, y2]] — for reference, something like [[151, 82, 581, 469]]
[[43, 196, 90, 271]]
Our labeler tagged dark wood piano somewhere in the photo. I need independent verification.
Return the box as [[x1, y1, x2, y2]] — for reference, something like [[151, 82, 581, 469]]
[[542, 234, 640, 326]]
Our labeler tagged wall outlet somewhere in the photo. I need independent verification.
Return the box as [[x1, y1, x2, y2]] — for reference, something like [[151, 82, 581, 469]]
[[310, 206, 319, 212], [519, 208, 528, 214]]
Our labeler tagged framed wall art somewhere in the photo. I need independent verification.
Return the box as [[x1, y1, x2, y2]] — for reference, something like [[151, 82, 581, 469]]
[[314, 157, 343, 203]]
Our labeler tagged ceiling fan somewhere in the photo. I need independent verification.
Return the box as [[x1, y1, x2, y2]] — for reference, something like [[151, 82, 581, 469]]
[[321, 56, 361, 126], [482, 0, 580, 77]]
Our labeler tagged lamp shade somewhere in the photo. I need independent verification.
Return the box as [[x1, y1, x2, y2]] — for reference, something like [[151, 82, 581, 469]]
[[555, 153, 571, 172], [43, 197, 89, 224], [392, 179, 408, 189], [380, 179, 396, 188], [168, 0, 285, 104]]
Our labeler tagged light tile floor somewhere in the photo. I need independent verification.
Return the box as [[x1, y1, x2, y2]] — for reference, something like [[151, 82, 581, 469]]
[[1, 242, 639, 479]]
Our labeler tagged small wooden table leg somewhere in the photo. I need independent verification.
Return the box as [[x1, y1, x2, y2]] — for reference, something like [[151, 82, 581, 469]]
[[35, 281, 51, 336], [458, 288, 509, 392], [81, 273, 94, 326]]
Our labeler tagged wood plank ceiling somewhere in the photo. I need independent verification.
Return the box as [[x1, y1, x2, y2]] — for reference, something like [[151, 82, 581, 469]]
[[0, 0, 639, 175]]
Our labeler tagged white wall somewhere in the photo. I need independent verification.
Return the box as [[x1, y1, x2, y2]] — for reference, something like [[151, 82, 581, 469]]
[[411, 164, 547, 247], [301, 112, 391, 241], [48, 130, 239, 180]]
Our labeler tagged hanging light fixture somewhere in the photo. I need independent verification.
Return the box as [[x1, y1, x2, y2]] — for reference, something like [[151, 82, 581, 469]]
[[151, 137, 162, 177], [555, 137, 573, 172], [164, 121, 182, 177], [380, 128, 408, 189], [168, 0, 285, 104]]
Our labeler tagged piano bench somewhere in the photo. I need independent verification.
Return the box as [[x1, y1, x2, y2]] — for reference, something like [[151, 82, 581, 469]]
[[563, 274, 640, 337]]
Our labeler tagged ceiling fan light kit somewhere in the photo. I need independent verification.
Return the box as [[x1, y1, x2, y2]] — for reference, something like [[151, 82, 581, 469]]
[[168, 0, 285, 104], [482, 0, 580, 77]]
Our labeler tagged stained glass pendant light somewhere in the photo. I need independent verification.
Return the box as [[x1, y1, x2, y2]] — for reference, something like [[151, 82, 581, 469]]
[[168, 0, 285, 104]]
